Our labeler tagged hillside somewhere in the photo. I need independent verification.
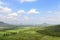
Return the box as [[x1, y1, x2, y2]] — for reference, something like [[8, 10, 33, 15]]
[[0, 22, 12, 27], [0, 22, 17, 30], [0, 25, 60, 40], [37, 25, 60, 37]]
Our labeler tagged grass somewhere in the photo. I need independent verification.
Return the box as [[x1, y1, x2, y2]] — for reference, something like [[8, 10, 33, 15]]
[[0, 26, 60, 40]]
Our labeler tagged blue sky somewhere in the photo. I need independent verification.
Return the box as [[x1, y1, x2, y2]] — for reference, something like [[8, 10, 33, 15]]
[[0, 0, 60, 25]]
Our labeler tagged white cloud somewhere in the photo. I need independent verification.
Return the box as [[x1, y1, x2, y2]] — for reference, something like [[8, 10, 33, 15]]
[[0, 1, 8, 6], [17, 9, 40, 14], [0, 14, 6, 21], [17, 10, 25, 14], [20, 0, 36, 3], [28, 9, 39, 14], [0, 6, 18, 22], [44, 16, 60, 24], [47, 11, 52, 13], [0, 14, 18, 24], [0, 2, 4, 5], [0, 6, 12, 13], [1, 5, 60, 24], [47, 11, 60, 15], [1, 11, 60, 24], [23, 16, 30, 20], [8, 13, 18, 17]]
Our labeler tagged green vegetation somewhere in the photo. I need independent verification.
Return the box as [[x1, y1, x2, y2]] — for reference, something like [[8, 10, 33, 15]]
[[37, 25, 60, 37], [0, 24, 60, 40]]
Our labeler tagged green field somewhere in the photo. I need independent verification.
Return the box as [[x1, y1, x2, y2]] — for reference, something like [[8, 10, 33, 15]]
[[0, 26, 60, 40]]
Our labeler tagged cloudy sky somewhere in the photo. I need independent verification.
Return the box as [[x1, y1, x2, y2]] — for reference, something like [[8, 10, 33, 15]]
[[0, 0, 60, 25]]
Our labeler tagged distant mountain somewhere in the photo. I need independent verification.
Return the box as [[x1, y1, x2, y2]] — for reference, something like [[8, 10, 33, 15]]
[[0, 22, 18, 30], [40, 23, 50, 26], [0, 22, 5, 25], [0, 22, 7, 26], [0, 22, 8, 26], [0, 22, 16, 27]]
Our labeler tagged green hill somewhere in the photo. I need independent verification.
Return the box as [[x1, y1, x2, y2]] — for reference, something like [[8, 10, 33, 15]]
[[37, 25, 60, 37], [0, 24, 60, 40]]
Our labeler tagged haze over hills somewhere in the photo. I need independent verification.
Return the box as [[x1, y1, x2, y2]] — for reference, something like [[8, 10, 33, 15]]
[[0, 21, 17, 28], [0, 21, 57, 28], [0, 21, 52, 27], [0, 22, 8, 26], [39, 23, 50, 26]]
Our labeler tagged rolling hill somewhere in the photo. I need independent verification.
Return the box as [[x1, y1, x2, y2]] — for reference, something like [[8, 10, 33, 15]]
[[37, 25, 60, 37]]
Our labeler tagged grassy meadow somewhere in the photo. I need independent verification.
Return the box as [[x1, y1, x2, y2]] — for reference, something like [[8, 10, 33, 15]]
[[0, 25, 60, 40]]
